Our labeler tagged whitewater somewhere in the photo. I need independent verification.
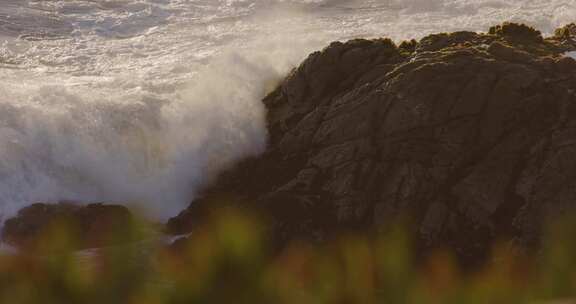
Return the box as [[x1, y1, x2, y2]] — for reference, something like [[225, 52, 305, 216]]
[[0, 0, 574, 222]]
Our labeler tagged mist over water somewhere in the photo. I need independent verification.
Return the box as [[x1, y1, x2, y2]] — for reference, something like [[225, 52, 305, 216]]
[[0, 0, 574, 221]]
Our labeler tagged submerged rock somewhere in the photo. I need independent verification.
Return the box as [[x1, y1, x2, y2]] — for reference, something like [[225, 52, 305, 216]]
[[3, 202, 135, 250], [168, 23, 576, 266]]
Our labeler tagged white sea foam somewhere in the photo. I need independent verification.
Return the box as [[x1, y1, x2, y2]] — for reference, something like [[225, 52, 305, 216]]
[[0, 0, 574, 221]]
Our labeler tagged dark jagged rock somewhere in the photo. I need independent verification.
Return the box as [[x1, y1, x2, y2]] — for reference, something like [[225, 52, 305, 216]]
[[3, 202, 135, 250], [168, 23, 576, 267]]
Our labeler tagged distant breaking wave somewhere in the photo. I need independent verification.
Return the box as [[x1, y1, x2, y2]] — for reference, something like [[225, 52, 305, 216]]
[[0, 0, 574, 221]]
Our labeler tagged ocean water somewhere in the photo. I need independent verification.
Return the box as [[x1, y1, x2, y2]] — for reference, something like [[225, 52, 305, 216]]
[[0, 0, 574, 221]]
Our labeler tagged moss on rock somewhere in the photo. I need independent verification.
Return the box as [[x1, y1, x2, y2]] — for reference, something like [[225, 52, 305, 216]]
[[554, 23, 576, 39], [488, 22, 543, 43]]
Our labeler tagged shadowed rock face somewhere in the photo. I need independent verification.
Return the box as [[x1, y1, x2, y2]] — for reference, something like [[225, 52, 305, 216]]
[[3, 203, 134, 250], [168, 23, 576, 265]]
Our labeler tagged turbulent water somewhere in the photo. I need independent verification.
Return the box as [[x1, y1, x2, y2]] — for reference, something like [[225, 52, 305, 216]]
[[0, 0, 574, 221]]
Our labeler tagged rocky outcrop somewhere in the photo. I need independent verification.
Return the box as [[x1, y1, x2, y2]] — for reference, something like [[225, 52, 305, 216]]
[[3, 202, 135, 250], [168, 23, 576, 265]]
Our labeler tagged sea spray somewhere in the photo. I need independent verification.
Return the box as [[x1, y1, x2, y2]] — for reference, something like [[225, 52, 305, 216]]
[[0, 39, 313, 220], [0, 0, 574, 221]]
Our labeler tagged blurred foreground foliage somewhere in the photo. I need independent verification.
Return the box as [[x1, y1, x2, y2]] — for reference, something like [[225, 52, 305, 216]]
[[0, 208, 575, 304]]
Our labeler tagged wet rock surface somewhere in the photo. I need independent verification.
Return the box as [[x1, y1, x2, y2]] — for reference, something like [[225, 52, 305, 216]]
[[168, 23, 576, 266]]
